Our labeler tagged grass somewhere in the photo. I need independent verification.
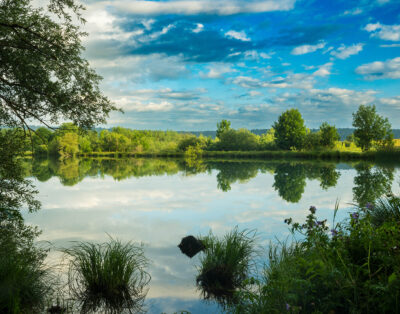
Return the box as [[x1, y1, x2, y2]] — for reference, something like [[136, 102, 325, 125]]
[[196, 228, 257, 307], [63, 238, 150, 314], [366, 194, 400, 227]]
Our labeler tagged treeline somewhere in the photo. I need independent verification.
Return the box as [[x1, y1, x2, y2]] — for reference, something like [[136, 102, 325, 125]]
[[5, 104, 395, 158]]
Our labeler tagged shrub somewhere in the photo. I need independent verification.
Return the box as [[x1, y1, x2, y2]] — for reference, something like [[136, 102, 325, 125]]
[[231, 201, 400, 313], [63, 238, 150, 313], [216, 129, 259, 151]]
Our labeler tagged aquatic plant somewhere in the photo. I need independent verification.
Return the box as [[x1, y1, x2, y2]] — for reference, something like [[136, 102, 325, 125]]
[[63, 238, 150, 313], [196, 228, 257, 306]]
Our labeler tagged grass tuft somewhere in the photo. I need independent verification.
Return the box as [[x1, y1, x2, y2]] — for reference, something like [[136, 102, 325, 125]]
[[63, 238, 150, 313], [196, 228, 257, 306]]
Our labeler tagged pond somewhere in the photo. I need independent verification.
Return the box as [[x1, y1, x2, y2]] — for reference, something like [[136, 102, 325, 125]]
[[22, 158, 400, 313]]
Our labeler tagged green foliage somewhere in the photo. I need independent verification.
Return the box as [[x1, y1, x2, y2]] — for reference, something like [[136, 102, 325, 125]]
[[216, 129, 259, 151], [231, 201, 400, 313], [259, 128, 277, 150], [0, 209, 51, 313], [367, 194, 400, 227], [216, 119, 231, 139], [0, 0, 116, 131], [303, 131, 322, 150], [352, 105, 393, 151], [319, 122, 340, 148], [197, 228, 257, 307], [49, 132, 79, 158], [273, 109, 307, 150], [63, 238, 151, 313], [0, 130, 40, 212]]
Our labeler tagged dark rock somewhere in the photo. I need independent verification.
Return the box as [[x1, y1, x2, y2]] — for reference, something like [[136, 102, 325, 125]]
[[178, 235, 205, 258]]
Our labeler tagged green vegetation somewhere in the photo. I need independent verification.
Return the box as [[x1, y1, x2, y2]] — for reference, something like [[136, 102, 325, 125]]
[[196, 228, 257, 307], [0, 208, 52, 313], [63, 238, 150, 313], [7, 105, 398, 161], [199, 197, 400, 313], [273, 109, 307, 150], [353, 105, 393, 151]]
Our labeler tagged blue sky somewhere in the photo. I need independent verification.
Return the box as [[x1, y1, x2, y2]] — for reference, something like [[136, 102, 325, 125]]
[[80, 0, 400, 130]]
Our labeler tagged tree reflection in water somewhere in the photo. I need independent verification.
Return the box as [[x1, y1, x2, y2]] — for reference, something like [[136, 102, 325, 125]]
[[23, 158, 398, 205]]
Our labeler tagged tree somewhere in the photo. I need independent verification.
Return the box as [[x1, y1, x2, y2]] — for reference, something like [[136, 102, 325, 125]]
[[0, 0, 116, 212], [216, 120, 231, 139], [319, 122, 339, 148], [352, 105, 393, 151], [273, 109, 307, 150], [0, 0, 116, 132]]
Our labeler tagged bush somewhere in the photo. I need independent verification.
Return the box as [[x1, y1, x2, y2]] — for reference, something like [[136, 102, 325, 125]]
[[196, 228, 257, 307], [231, 201, 400, 313], [216, 129, 259, 151], [63, 238, 150, 313]]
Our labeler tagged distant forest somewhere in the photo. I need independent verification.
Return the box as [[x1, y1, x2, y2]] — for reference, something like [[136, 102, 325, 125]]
[[186, 128, 400, 140], [23, 126, 400, 140]]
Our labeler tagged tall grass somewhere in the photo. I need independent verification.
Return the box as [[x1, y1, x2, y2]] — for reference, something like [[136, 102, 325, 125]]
[[196, 228, 257, 306], [63, 238, 150, 313], [367, 194, 400, 227]]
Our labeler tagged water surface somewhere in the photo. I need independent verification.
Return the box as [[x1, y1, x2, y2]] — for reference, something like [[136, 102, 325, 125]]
[[22, 158, 400, 313]]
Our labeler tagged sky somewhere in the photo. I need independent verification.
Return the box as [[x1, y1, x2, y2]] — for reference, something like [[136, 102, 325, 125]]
[[78, 0, 400, 130]]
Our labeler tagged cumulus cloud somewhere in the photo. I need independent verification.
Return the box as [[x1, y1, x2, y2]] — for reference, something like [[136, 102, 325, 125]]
[[356, 57, 400, 80], [110, 0, 296, 16], [233, 72, 315, 89], [330, 43, 364, 59], [291, 41, 326, 55], [313, 63, 332, 77], [115, 98, 174, 112], [200, 63, 235, 78], [364, 22, 400, 41], [225, 30, 251, 41]]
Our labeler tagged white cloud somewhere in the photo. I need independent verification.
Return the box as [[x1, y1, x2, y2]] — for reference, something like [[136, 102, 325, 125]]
[[291, 41, 326, 55], [364, 22, 400, 41], [233, 72, 315, 89], [313, 63, 332, 77], [356, 57, 400, 80], [225, 30, 251, 41], [115, 98, 174, 112], [330, 43, 364, 59], [343, 7, 363, 15], [200, 64, 235, 78], [192, 23, 204, 33], [380, 43, 400, 48], [110, 0, 296, 16]]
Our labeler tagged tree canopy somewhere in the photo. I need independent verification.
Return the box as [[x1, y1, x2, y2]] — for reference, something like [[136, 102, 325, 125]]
[[0, 0, 116, 131], [352, 105, 393, 151], [273, 109, 307, 150], [0, 0, 116, 212]]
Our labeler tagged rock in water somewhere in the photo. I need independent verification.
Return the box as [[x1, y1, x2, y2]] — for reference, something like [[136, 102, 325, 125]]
[[178, 235, 205, 258]]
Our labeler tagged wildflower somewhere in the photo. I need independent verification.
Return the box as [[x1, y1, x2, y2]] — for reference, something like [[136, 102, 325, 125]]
[[366, 202, 373, 210], [351, 212, 359, 220], [330, 229, 338, 237], [284, 218, 292, 225], [310, 206, 316, 214], [286, 303, 291, 311]]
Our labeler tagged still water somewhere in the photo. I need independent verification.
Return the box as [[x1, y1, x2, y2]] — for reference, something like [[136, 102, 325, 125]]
[[22, 158, 400, 313]]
